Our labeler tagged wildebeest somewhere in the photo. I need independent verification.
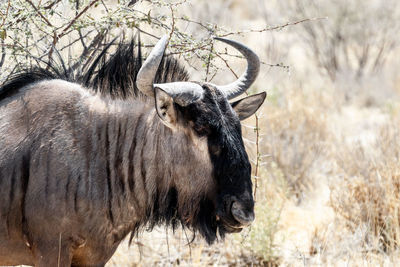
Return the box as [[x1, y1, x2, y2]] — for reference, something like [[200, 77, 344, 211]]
[[0, 35, 266, 266]]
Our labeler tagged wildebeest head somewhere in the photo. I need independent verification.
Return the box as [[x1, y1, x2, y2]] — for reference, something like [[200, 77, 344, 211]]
[[136, 36, 266, 242]]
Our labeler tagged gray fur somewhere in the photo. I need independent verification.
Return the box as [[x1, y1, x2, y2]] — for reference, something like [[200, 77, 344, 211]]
[[0, 79, 214, 266]]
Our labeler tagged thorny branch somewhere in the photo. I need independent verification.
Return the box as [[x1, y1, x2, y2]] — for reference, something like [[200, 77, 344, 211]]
[[44, 0, 61, 10], [205, 41, 214, 82], [75, 0, 88, 51], [0, 0, 11, 28], [168, 5, 175, 39], [59, 0, 100, 39], [25, 0, 53, 27], [253, 112, 261, 200], [219, 17, 327, 38], [48, 0, 100, 65], [0, 40, 5, 70]]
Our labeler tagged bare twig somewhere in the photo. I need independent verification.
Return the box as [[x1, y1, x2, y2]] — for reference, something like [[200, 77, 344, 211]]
[[215, 53, 239, 79], [166, 43, 210, 55], [205, 42, 214, 82], [169, 5, 175, 40], [133, 26, 160, 40], [152, 0, 188, 7], [253, 112, 261, 200], [219, 17, 327, 38], [44, 0, 61, 10], [47, 31, 58, 68], [47, 0, 100, 67], [0, 0, 11, 27], [59, 0, 100, 39], [100, 0, 109, 12], [178, 16, 216, 33], [25, 0, 54, 27], [0, 39, 6, 70], [75, 0, 88, 51]]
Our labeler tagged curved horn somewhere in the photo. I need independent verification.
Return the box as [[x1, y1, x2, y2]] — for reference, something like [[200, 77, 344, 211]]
[[154, 82, 204, 106], [212, 37, 260, 99], [136, 35, 169, 96]]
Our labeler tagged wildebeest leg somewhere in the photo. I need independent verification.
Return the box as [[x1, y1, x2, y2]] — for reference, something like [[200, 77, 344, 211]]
[[33, 240, 72, 267]]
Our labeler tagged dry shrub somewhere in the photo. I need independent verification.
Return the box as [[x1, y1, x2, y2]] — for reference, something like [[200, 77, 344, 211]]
[[280, 0, 400, 83], [237, 165, 287, 266], [331, 120, 400, 252], [235, 88, 334, 264], [258, 88, 331, 200]]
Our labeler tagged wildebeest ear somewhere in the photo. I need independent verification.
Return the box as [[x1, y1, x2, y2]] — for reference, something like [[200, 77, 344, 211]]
[[230, 92, 267, 121], [154, 87, 177, 128]]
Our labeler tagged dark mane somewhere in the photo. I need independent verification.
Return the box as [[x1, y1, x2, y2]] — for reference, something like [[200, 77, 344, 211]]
[[0, 68, 60, 101], [0, 39, 189, 101]]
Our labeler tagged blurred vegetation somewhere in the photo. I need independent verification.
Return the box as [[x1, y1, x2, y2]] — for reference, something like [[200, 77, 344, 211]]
[[242, 165, 286, 265], [331, 120, 400, 253], [280, 0, 400, 82]]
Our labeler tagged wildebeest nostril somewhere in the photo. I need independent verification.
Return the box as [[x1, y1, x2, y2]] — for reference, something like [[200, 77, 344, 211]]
[[231, 201, 255, 226]]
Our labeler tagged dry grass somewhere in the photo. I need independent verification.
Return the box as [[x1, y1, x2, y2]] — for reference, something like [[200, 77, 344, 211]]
[[258, 88, 332, 201], [331, 119, 400, 253]]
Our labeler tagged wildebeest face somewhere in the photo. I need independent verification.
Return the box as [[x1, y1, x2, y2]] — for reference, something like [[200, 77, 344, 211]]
[[177, 84, 266, 234]]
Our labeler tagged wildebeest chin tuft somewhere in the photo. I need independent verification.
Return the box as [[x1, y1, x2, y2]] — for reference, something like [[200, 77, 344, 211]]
[[0, 35, 265, 266]]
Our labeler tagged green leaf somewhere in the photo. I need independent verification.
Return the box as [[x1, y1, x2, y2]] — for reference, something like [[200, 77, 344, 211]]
[[147, 10, 151, 24], [0, 29, 6, 40]]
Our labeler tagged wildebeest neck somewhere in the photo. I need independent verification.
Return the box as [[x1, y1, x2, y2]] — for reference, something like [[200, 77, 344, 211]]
[[84, 95, 215, 238]]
